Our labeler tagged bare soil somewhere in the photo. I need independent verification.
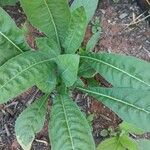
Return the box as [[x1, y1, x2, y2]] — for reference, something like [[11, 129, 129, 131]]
[[0, 0, 150, 150]]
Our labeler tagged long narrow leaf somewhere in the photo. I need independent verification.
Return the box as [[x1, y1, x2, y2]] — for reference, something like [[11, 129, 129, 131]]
[[86, 31, 100, 52], [0, 50, 55, 104], [20, 0, 71, 47], [15, 94, 48, 150], [71, 0, 98, 24], [49, 89, 95, 150], [0, 7, 29, 66], [78, 87, 150, 131], [63, 7, 87, 54], [81, 52, 150, 90]]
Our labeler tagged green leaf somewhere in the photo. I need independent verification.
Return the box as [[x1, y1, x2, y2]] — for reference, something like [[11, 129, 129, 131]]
[[86, 78, 99, 87], [56, 54, 80, 87], [97, 135, 137, 150], [71, 0, 98, 24], [0, 7, 29, 66], [91, 17, 101, 34], [72, 77, 85, 87], [87, 114, 94, 129], [81, 52, 150, 90], [86, 31, 100, 52], [0, 0, 18, 6], [0, 50, 55, 104], [77, 87, 150, 131], [78, 61, 96, 78], [119, 135, 138, 150], [137, 139, 150, 150], [119, 122, 144, 134], [63, 7, 87, 54], [36, 38, 59, 93], [49, 89, 95, 150], [36, 63, 57, 93], [15, 94, 48, 150], [36, 37, 60, 57], [20, 0, 71, 47], [97, 137, 125, 150]]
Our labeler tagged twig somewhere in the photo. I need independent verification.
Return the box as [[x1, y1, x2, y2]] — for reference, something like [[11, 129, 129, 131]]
[[4, 124, 10, 137], [5, 102, 18, 109], [143, 47, 150, 58], [100, 114, 112, 121], [35, 139, 48, 145], [131, 14, 150, 25], [124, 12, 150, 30], [26, 89, 39, 106], [146, 0, 150, 6]]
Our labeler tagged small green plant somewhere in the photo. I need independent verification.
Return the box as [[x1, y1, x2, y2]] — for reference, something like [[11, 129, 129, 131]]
[[97, 122, 145, 150], [86, 17, 101, 52], [0, 0, 150, 150], [91, 17, 101, 34]]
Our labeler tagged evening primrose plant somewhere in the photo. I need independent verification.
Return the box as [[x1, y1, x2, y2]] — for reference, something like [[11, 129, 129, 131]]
[[0, 0, 150, 150]]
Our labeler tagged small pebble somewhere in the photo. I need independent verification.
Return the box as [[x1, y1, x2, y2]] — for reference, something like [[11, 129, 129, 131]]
[[100, 9, 106, 14]]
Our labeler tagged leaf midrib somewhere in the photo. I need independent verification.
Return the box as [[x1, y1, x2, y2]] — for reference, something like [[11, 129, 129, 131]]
[[81, 55, 150, 88], [43, 0, 60, 48], [0, 58, 54, 91], [60, 95, 75, 150], [0, 31, 23, 53], [78, 87, 150, 114]]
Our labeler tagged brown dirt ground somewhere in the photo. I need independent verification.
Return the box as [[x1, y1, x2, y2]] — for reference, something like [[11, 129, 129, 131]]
[[0, 0, 150, 150]]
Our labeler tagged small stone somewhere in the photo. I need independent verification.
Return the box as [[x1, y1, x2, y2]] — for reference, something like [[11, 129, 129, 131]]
[[100, 9, 106, 14], [108, 20, 111, 23]]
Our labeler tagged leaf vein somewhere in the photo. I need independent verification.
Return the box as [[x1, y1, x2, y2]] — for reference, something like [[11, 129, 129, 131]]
[[81, 55, 150, 87], [78, 87, 150, 114], [0, 31, 23, 53]]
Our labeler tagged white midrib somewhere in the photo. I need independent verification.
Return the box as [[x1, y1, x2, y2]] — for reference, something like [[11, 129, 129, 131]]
[[0, 31, 23, 53], [43, 0, 60, 48], [0, 58, 54, 91], [81, 55, 150, 88], [60, 96, 75, 150], [78, 87, 150, 114]]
